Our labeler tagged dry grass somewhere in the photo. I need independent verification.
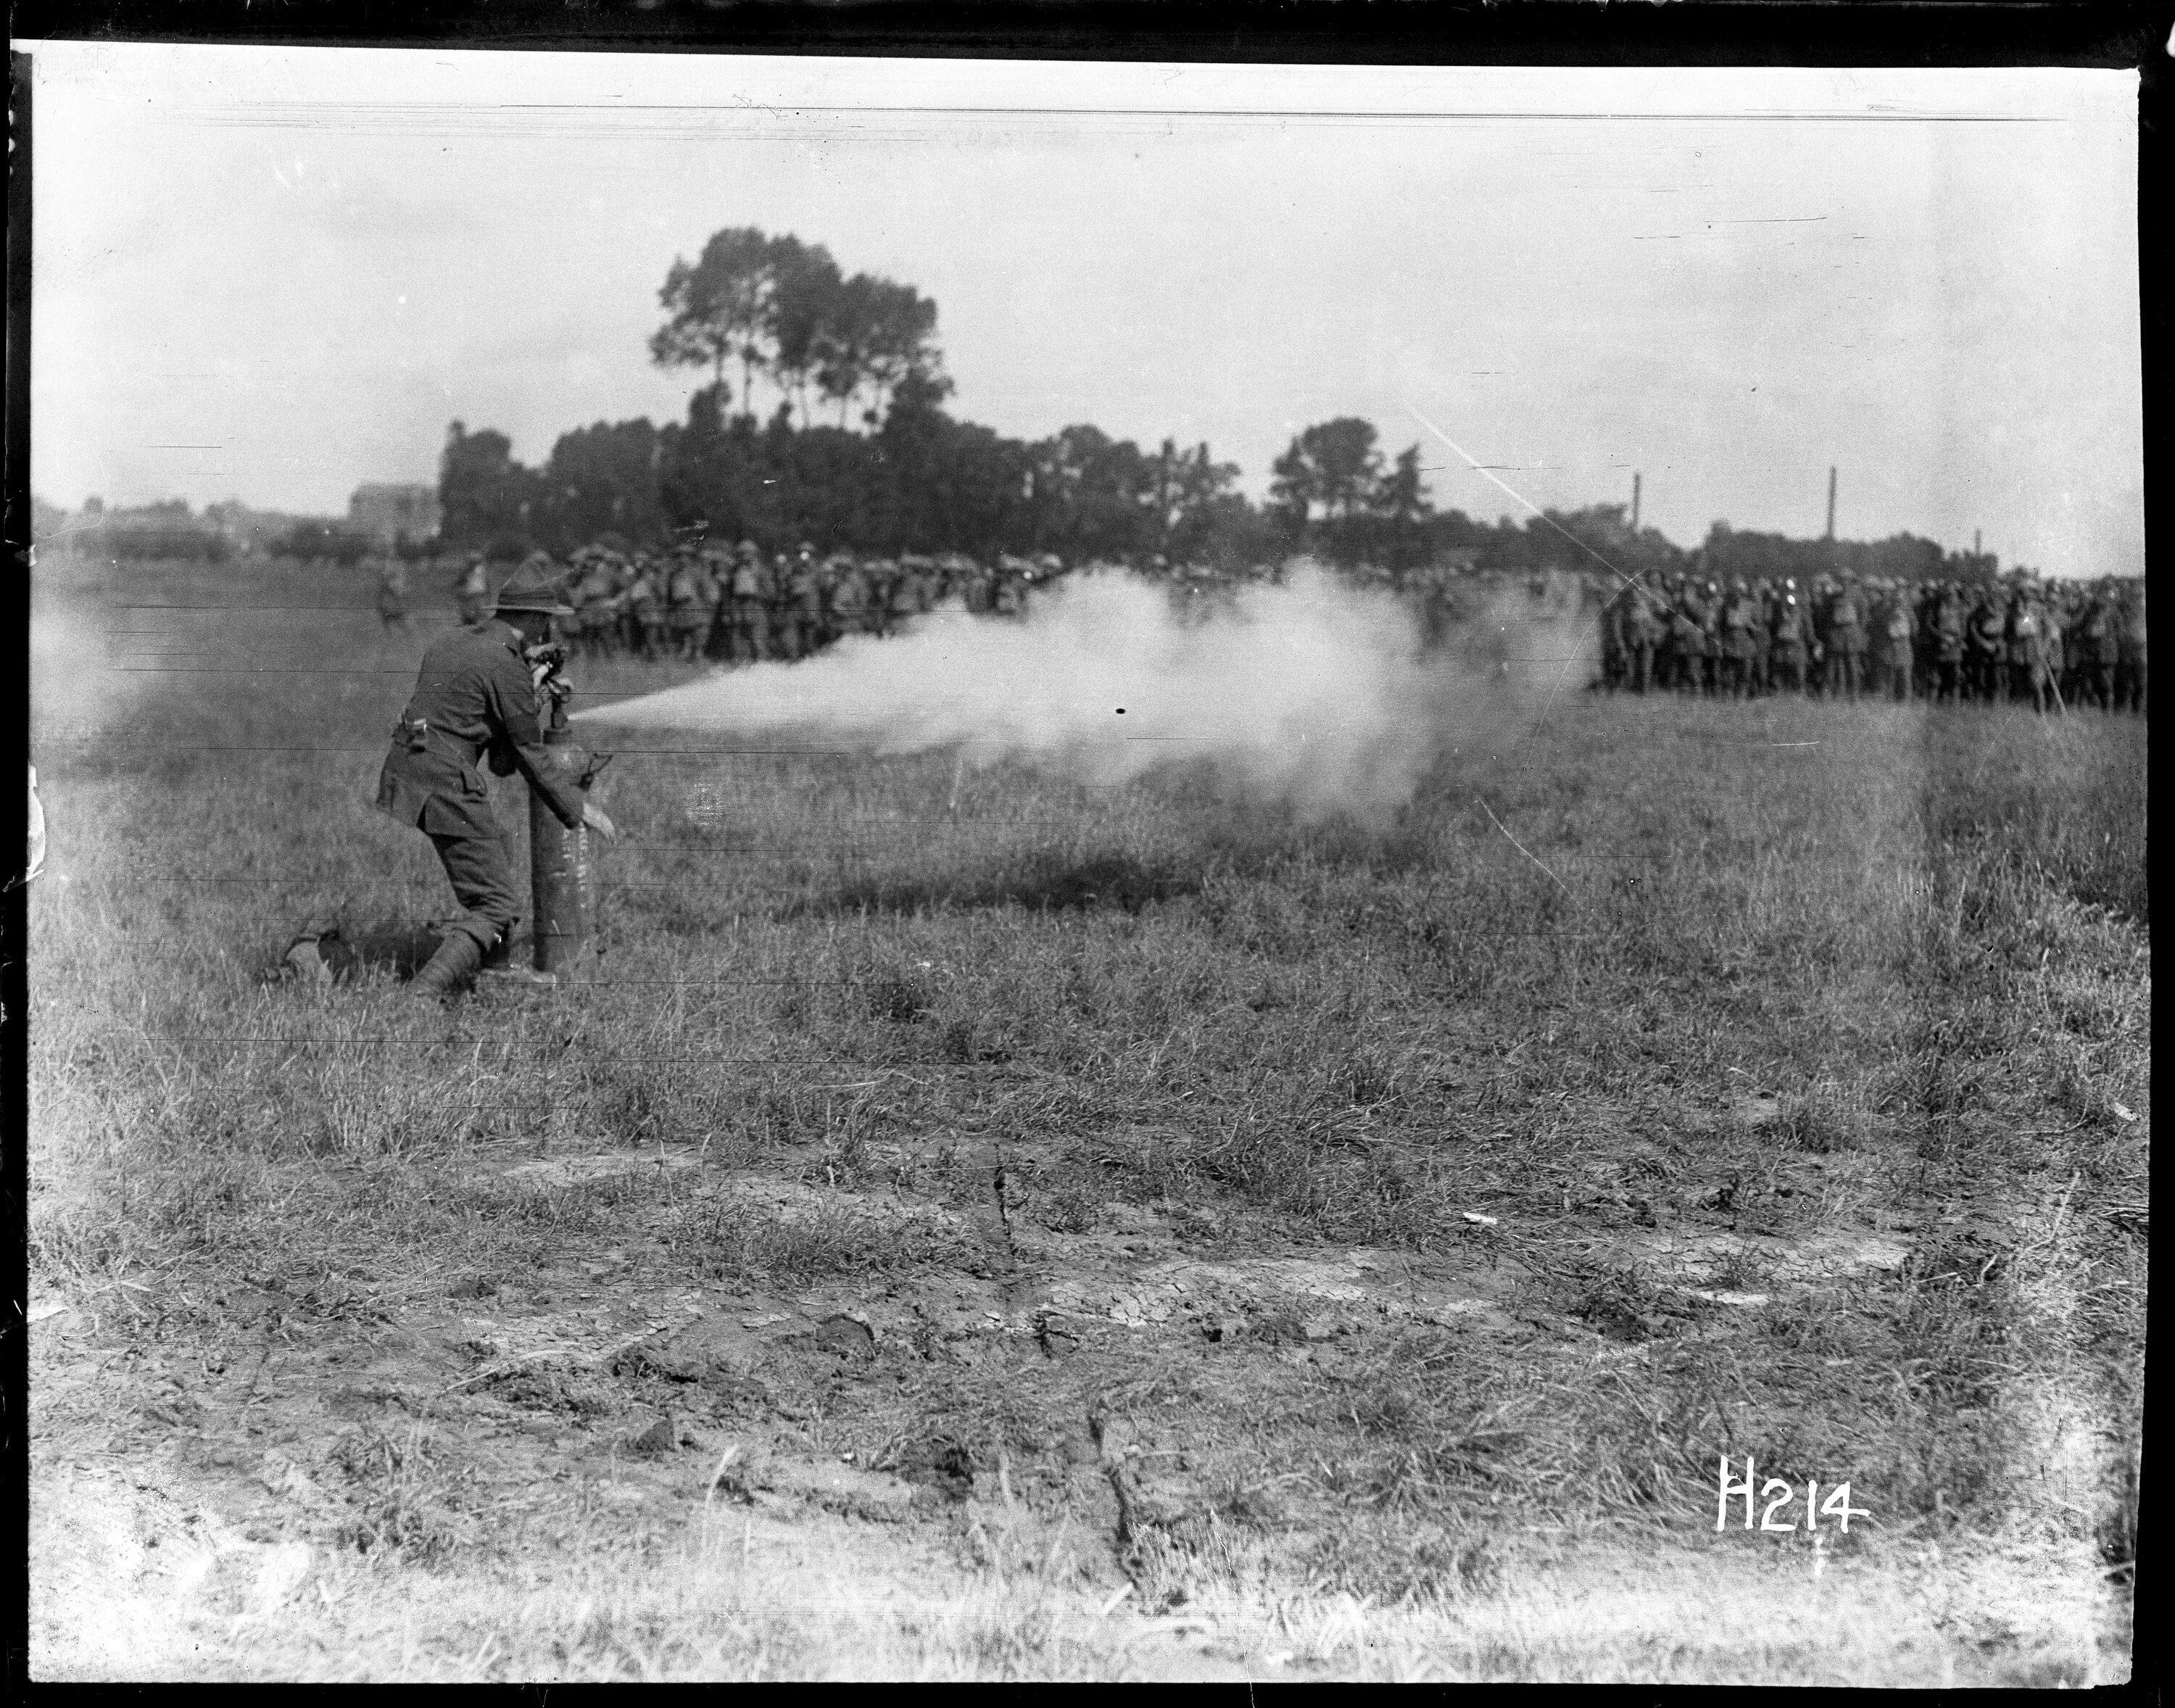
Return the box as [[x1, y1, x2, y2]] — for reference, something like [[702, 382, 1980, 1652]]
[[28, 554, 2146, 1680]]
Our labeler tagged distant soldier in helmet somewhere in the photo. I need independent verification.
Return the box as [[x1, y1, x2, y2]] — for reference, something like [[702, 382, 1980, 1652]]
[[887, 554, 926, 634], [1769, 587, 1812, 695], [1825, 575, 1866, 700], [1876, 582, 1915, 701], [2073, 581, 2118, 711], [727, 541, 770, 665], [666, 544, 712, 662], [778, 545, 821, 662], [376, 563, 616, 1000], [829, 552, 872, 639], [2012, 585, 2057, 714], [1718, 579, 1761, 699], [2113, 581, 2147, 715], [570, 551, 624, 660], [623, 553, 669, 661]]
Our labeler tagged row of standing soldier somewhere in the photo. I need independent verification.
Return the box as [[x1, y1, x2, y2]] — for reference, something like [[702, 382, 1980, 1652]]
[[1591, 571, 2145, 714], [398, 541, 1057, 663], [377, 547, 2145, 716]]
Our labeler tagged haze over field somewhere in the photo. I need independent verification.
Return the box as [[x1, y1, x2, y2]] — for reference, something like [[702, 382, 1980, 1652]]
[[25, 50, 2144, 575]]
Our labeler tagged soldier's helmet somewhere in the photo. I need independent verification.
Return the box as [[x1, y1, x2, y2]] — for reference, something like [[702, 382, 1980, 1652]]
[[494, 562, 575, 618], [736, 539, 761, 560]]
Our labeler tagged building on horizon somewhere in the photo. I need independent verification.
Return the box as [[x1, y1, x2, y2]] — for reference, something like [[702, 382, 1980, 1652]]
[[349, 482, 442, 548]]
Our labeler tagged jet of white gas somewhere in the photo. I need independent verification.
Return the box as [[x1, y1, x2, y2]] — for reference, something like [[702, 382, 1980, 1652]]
[[577, 565, 1562, 824]]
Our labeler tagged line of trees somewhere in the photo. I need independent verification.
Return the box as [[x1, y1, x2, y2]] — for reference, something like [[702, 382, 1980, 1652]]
[[650, 227, 946, 431], [434, 222, 2005, 586]]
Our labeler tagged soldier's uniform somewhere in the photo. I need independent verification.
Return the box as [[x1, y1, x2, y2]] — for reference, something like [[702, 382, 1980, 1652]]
[[2042, 593, 2068, 705], [666, 549, 710, 661], [1825, 579, 1866, 700], [2074, 589, 2116, 711], [887, 557, 925, 632], [728, 543, 771, 665], [624, 558, 668, 660], [375, 568, 587, 981], [1769, 593, 1812, 695], [1966, 592, 1992, 700], [2006, 592, 2051, 714], [2114, 586, 2147, 715], [571, 557, 624, 659], [1619, 589, 1660, 694], [1878, 590, 1915, 701], [830, 557, 871, 639], [1596, 589, 1627, 690], [776, 549, 819, 660], [1718, 582, 1761, 699]]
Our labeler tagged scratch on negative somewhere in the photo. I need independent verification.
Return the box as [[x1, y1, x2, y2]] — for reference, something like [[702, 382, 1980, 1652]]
[[1480, 799, 1571, 897]]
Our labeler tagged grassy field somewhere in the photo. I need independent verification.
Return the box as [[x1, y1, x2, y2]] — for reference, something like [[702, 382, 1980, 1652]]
[[28, 553, 2147, 1681]]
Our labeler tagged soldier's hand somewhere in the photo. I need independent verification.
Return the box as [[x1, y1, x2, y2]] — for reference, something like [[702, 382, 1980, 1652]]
[[581, 803, 618, 840]]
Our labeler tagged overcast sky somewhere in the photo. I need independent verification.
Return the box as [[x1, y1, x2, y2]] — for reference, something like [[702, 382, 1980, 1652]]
[[25, 48, 2142, 572]]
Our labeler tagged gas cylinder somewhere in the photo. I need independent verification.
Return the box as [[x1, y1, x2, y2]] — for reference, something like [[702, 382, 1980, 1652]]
[[529, 706, 598, 977]]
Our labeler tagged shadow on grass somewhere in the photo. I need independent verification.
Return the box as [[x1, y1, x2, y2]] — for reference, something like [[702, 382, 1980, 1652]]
[[262, 919, 444, 984], [787, 850, 1204, 918]]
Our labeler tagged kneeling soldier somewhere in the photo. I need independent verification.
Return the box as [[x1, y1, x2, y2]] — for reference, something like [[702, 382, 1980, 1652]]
[[376, 563, 617, 1000]]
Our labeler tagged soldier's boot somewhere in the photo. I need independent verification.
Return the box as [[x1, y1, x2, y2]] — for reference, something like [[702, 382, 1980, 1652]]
[[410, 931, 485, 1001]]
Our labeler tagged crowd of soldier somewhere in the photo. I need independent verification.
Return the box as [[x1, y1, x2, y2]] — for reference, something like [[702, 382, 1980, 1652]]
[[417, 541, 1060, 665], [375, 546, 2145, 717], [1586, 571, 2146, 715]]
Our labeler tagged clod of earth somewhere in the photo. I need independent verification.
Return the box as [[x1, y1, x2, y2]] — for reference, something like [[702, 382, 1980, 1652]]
[[626, 1414, 676, 1456]]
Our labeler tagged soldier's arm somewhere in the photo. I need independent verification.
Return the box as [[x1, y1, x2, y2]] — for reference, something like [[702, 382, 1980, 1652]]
[[481, 655, 587, 829]]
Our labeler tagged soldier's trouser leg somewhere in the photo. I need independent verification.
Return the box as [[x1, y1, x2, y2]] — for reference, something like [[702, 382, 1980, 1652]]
[[748, 609, 771, 662], [426, 829, 523, 955]]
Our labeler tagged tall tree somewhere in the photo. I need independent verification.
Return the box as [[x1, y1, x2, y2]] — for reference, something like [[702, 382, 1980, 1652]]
[[439, 420, 544, 550], [861, 279, 945, 423], [814, 271, 885, 428], [649, 226, 774, 417], [1270, 417, 1383, 530], [766, 236, 844, 429], [536, 418, 666, 549], [1145, 439, 1242, 556]]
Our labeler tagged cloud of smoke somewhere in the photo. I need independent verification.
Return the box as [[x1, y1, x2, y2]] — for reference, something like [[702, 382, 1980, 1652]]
[[577, 565, 1596, 825]]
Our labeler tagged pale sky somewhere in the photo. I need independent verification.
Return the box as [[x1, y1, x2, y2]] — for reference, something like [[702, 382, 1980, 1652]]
[[24, 48, 2144, 572]]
